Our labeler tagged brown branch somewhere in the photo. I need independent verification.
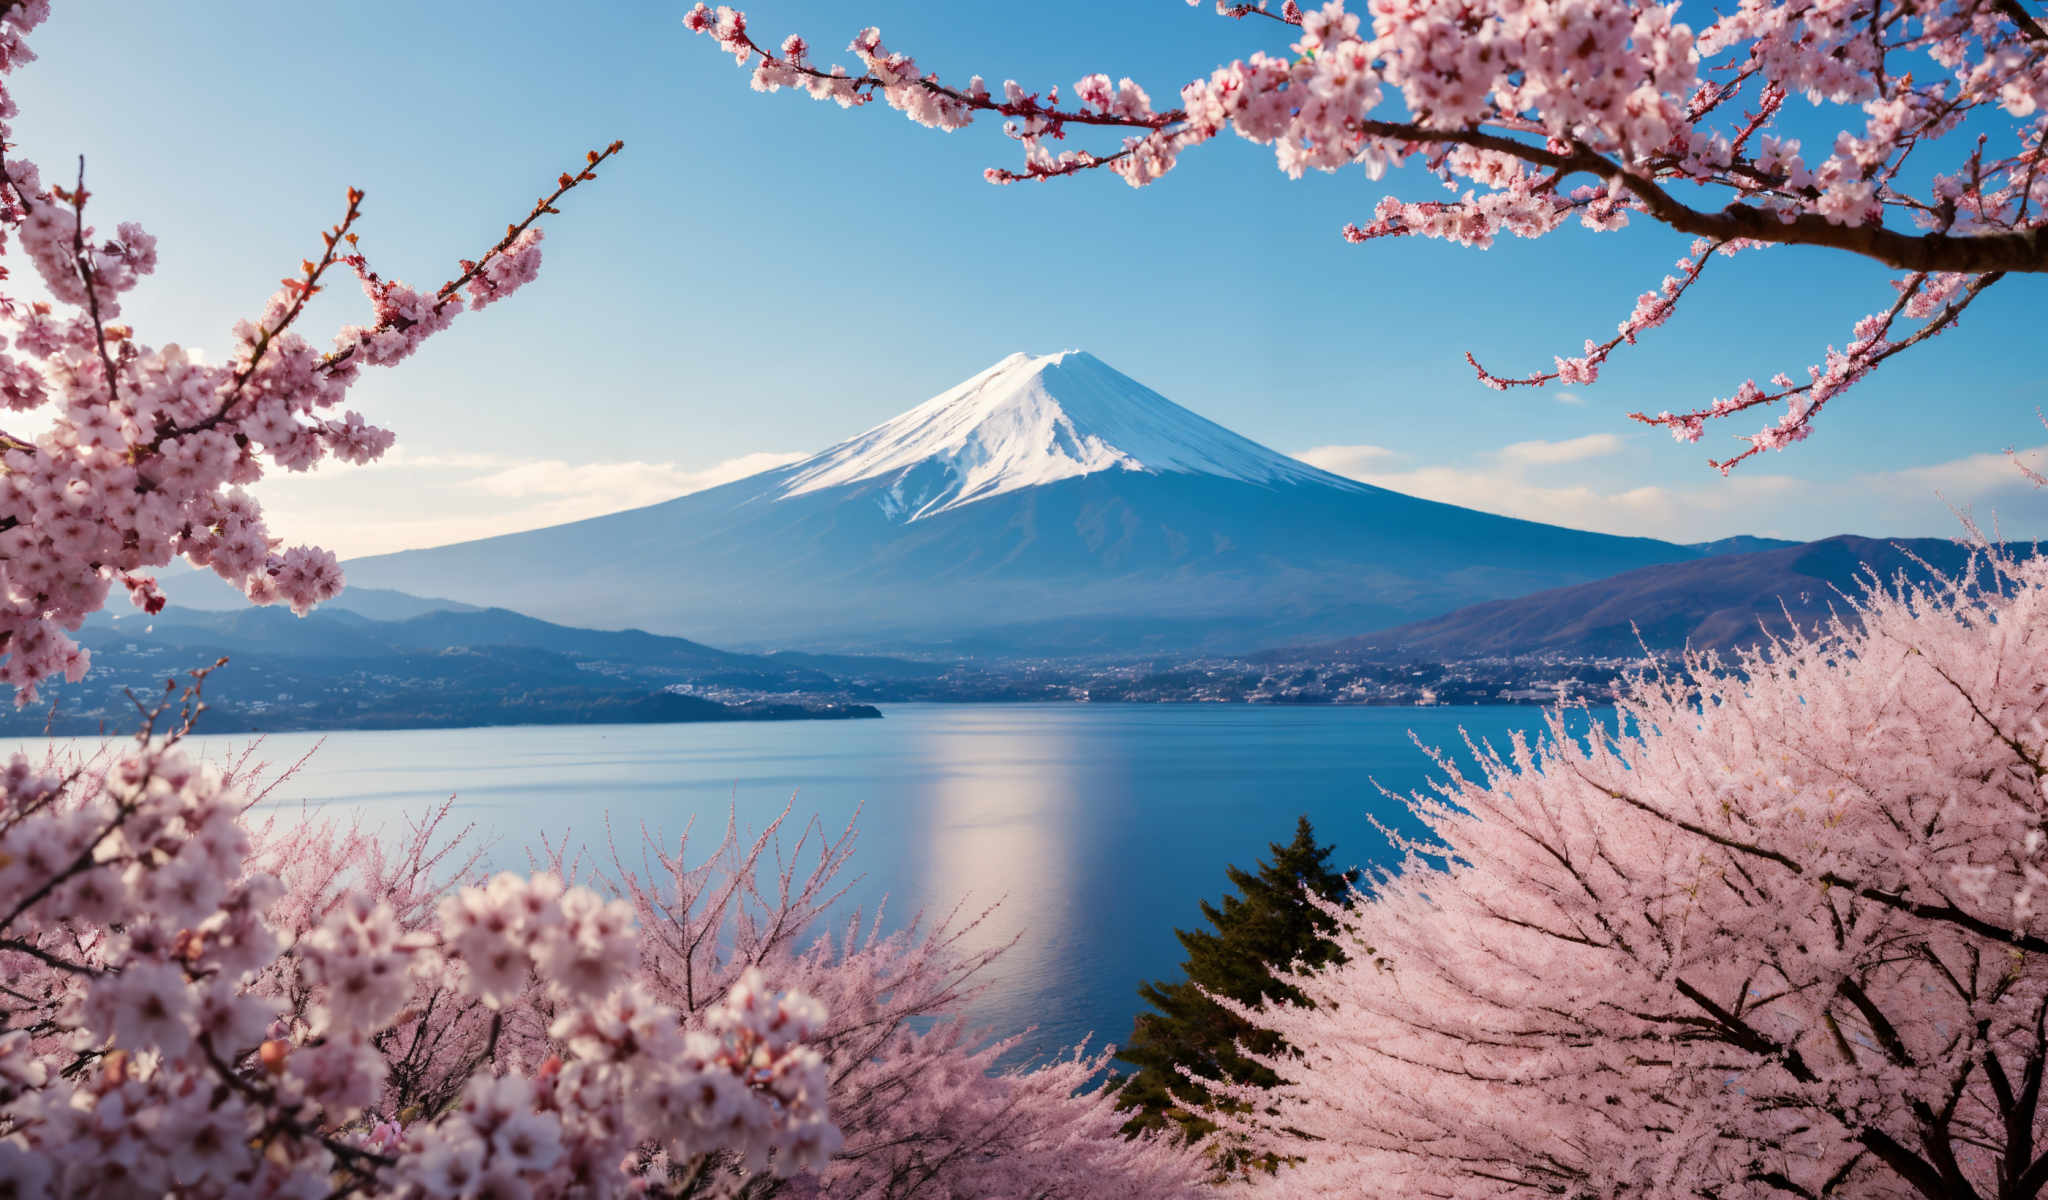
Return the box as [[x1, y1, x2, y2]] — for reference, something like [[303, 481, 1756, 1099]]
[[1371, 125, 2048, 275], [1672, 976, 1817, 1081], [1010, 101, 2048, 274], [1589, 774, 2048, 957], [1636, 188, 2042, 274], [1857, 1126, 1957, 1200], [0, 936, 94, 975], [65, 156, 123, 409], [2005, 1002, 2048, 1194], [1835, 977, 1913, 1067], [1994, 0, 2048, 42], [432, 139, 624, 306], [1214, 2, 1304, 26], [196, 1033, 396, 1186]]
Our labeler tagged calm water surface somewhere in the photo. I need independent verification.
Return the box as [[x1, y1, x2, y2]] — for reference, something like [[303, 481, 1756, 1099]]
[[8, 703, 1591, 1060]]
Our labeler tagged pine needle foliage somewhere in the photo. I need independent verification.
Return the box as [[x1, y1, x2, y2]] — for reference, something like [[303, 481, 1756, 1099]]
[[1115, 815, 1356, 1154]]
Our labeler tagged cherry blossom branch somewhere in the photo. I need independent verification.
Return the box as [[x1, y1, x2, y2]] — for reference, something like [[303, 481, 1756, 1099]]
[[1634, 269, 2003, 472], [431, 138, 624, 309], [0, 85, 622, 694], [193, 1033, 398, 1180], [685, 1, 2048, 469], [690, 6, 2048, 273], [1613, 166, 2048, 276], [1468, 237, 1734, 390], [61, 159, 123, 408], [174, 138, 623, 448], [163, 188, 367, 448], [0, 934, 92, 974]]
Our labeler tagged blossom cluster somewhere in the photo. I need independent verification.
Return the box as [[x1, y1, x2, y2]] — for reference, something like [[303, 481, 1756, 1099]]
[[0, 0, 621, 701], [686, 0, 2048, 469]]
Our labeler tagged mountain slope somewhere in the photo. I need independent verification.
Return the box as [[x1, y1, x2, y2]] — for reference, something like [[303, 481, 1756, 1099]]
[[345, 351, 1700, 655], [1285, 536, 2031, 660]]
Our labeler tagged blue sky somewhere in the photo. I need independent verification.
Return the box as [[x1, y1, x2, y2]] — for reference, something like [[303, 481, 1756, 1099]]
[[18, 1, 2047, 555]]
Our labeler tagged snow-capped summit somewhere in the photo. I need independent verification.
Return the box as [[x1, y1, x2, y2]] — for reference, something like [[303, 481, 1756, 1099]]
[[777, 350, 1346, 522]]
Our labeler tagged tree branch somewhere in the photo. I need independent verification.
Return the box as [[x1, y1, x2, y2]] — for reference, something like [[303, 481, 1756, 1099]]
[[1993, 0, 2048, 42]]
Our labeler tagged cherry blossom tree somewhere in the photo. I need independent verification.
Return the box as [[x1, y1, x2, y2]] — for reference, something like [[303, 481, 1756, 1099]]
[[0, 0, 841, 1172], [685, 0, 2048, 471], [1211, 552, 2048, 1198], [597, 807, 1211, 1198]]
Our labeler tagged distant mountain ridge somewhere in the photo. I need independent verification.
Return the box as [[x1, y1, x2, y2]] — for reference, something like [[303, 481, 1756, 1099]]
[[19, 604, 882, 735], [1281, 535, 2033, 661], [1687, 535, 1801, 558], [93, 603, 815, 678], [342, 350, 1699, 655], [158, 569, 479, 622]]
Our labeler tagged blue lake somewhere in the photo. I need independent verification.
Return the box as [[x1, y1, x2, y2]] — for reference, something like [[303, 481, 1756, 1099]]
[[6, 703, 1592, 1061]]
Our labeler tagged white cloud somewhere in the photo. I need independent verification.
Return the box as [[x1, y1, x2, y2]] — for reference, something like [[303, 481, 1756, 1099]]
[[1497, 433, 1624, 466], [1295, 437, 2048, 545], [1554, 390, 1586, 406], [1295, 443, 1401, 476], [466, 452, 806, 504], [362, 449, 512, 472], [1298, 432, 1672, 533], [247, 449, 807, 558], [1323, 462, 1709, 536], [1886, 446, 2047, 495]]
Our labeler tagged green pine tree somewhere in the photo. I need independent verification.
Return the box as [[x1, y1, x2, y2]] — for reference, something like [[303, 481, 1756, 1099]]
[[1114, 815, 1357, 1159]]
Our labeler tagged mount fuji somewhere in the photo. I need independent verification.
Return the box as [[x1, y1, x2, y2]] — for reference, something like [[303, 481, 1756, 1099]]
[[342, 351, 1697, 654]]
